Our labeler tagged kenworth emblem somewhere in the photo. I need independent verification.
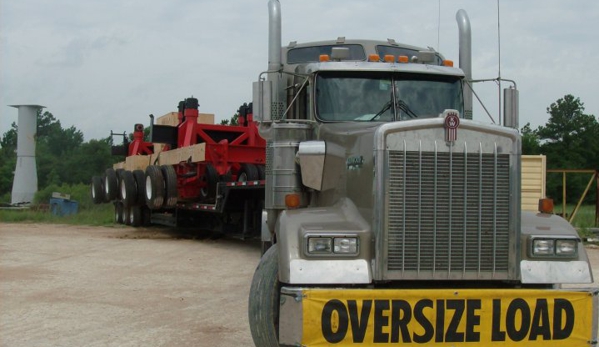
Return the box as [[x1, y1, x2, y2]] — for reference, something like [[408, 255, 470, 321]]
[[444, 111, 460, 142]]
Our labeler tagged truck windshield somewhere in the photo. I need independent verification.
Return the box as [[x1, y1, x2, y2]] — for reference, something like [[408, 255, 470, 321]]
[[315, 72, 463, 122]]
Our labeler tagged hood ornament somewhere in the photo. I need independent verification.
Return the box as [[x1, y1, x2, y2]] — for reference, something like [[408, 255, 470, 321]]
[[443, 109, 460, 143]]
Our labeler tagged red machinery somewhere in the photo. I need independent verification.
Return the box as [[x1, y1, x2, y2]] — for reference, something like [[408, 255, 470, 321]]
[[93, 97, 267, 235]]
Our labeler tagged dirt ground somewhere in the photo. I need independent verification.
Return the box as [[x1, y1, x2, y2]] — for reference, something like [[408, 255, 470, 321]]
[[0, 223, 260, 347], [1, 223, 598, 347]]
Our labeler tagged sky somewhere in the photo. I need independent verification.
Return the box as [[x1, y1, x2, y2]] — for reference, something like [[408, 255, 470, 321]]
[[1, 0, 598, 142]]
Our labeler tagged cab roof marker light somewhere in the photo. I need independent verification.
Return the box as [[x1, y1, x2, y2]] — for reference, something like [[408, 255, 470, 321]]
[[368, 54, 380, 62], [319, 54, 330, 62], [398, 55, 409, 63], [443, 59, 454, 67], [383, 55, 395, 63]]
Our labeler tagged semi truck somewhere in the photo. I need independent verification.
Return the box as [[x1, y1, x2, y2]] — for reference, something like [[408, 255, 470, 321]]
[[247, 1, 597, 346]]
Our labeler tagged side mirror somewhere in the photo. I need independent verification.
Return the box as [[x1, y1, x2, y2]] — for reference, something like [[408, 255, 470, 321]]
[[253, 80, 272, 122]]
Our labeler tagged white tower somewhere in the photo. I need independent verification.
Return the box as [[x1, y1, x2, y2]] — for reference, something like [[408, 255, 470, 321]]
[[9, 104, 45, 205]]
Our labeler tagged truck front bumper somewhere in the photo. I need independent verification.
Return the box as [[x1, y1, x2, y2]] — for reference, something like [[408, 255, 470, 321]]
[[279, 287, 598, 347]]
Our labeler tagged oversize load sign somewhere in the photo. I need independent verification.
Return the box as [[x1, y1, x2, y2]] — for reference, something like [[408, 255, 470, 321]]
[[301, 289, 594, 346]]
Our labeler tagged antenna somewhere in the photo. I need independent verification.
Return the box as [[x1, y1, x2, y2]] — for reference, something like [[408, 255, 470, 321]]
[[437, 0, 441, 51], [497, 0, 502, 124]]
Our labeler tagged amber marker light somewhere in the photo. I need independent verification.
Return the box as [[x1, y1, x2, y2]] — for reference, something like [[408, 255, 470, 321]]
[[538, 198, 554, 214], [384, 55, 395, 63], [368, 54, 380, 62], [319, 54, 330, 62], [398, 55, 409, 63], [285, 194, 301, 209], [443, 60, 454, 67]]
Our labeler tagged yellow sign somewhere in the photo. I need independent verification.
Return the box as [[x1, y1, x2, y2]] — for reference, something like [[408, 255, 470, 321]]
[[302, 289, 594, 346]]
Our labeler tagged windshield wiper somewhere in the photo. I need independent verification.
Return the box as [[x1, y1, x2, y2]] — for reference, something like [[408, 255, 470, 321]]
[[370, 99, 393, 121], [397, 99, 418, 119]]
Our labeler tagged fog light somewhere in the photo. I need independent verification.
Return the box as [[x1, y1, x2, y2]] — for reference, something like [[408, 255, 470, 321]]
[[334, 237, 358, 254], [556, 239, 577, 256], [308, 237, 332, 254], [533, 239, 554, 255]]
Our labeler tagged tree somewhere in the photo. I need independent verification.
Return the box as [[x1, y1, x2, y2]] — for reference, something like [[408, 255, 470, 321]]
[[521, 122, 540, 155], [0, 110, 117, 201], [536, 94, 599, 204]]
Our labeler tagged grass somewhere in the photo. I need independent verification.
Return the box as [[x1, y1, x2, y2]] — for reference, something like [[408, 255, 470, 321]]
[[554, 204, 597, 228], [0, 203, 115, 226]]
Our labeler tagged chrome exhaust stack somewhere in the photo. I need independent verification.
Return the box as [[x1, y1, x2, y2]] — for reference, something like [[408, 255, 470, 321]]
[[456, 9, 473, 120]]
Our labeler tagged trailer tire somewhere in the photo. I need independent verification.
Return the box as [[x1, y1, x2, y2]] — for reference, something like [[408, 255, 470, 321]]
[[248, 244, 280, 347], [114, 201, 124, 224], [91, 176, 104, 204], [145, 165, 165, 209], [122, 205, 131, 225], [161, 165, 178, 208], [132, 170, 146, 206], [257, 165, 266, 180], [141, 206, 152, 226], [238, 163, 259, 182], [129, 205, 142, 227], [200, 164, 218, 201], [105, 168, 118, 201], [120, 171, 136, 206]]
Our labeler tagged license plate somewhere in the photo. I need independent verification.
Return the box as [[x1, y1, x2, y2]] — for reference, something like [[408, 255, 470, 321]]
[[299, 288, 596, 346]]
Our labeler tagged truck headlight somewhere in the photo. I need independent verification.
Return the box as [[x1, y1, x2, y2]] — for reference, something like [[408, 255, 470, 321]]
[[532, 239, 554, 255], [306, 236, 359, 256], [555, 239, 577, 256], [308, 237, 333, 254], [334, 237, 358, 254], [531, 238, 578, 258]]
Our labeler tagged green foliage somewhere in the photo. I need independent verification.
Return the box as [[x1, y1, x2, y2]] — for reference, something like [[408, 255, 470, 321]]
[[521, 123, 540, 155], [0, 110, 120, 199], [220, 113, 239, 126], [522, 95, 599, 205]]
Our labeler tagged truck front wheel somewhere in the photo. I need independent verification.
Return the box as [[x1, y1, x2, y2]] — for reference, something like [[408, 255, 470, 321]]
[[248, 244, 280, 347]]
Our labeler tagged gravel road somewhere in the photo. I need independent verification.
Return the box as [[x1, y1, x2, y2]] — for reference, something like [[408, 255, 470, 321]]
[[1, 223, 598, 347]]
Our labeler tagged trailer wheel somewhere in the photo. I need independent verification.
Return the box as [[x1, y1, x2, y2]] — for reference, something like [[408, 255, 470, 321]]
[[141, 206, 152, 226], [122, 205, 131, 225], [114, 201, 124, 224], [161, 165, 178, 208], [200, 164, 218, 201], [132, 170, 146, 206], [145, 165, 165, 209], [120, 171, 136, 206], [129, 205, 142, 227], [105, 168, 118, 201], [238, 163, 259, 182], [248, 244, 280, 347], [91, 176, 104, 204], [257, 165, 266, 180]]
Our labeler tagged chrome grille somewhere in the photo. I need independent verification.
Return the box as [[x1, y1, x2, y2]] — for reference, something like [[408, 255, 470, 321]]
[[386, 147, 511, 280]]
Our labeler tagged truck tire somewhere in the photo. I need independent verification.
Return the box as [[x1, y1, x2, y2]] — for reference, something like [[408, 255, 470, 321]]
[[105, 168, 118, 201], [141, 206, 152, 226], [132, 170, 146, 206], [248, 244, 280, 347], [129, 205, 142, 227], [145, 165, 164, 209], [161, 165, 178, 208], [91, 176, 104, 204], [114, 201, 124, 224], [120, 171, 136, 206], [200, 164, 218, 201], [238, 163, 259, 182]]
